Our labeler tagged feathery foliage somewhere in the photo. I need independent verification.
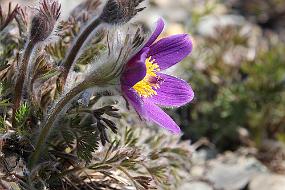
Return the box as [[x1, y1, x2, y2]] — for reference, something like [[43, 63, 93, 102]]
[[0, 0, 193, 189]]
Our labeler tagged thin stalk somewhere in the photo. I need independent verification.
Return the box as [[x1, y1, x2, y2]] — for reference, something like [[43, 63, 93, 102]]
[[29, 76, 104, 169], [12, 41, 35, 126], [140, 162, 158, 185], [117, 166, 140, 189], [50, 162, 113, 184], [60, 17, 102, 86]]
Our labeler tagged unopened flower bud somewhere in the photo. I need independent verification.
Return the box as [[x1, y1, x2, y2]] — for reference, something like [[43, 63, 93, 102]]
[[100, 0, 145, 24], [30, 0, 61, 43]]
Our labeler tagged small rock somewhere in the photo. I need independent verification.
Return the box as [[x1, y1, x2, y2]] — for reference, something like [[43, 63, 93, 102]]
[[206, 155, 267, 190], [178, 182, 213, 190], [249, 174, 285, 190], [190, 165, 205, 177]]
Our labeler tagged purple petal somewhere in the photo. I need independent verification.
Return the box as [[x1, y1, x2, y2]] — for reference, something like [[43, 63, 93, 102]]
[[149, 34, 193, 70], [122, 86, 145, 116], [144, 100, 181, 134], [121, 48, 149, 87], [144, 18, 165, 47], [146, 73, 194, 107]]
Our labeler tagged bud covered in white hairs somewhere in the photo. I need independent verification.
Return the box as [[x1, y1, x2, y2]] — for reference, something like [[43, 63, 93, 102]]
[[30, 0, 61, 43], [100, 0, 145, 25]]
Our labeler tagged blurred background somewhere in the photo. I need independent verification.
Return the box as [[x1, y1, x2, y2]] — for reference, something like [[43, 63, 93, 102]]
[[1, 0, 285, 189], [148, 0, 285, 189]]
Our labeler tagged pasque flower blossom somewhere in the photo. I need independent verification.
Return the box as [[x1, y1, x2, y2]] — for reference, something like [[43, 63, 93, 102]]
[[121, 19, 194, 133]]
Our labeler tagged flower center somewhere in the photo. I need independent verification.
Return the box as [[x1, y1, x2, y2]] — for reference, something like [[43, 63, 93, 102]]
[[133, 57, 162, 98]]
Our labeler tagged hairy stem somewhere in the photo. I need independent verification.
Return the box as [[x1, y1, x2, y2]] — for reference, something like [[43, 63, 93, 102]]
[[60, 17, 102, 86], [12, 41, 35, 126], [29, 76, 104, 169]]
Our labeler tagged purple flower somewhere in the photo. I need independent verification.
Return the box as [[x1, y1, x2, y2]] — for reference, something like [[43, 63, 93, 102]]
[[121, 18, 194, 133]]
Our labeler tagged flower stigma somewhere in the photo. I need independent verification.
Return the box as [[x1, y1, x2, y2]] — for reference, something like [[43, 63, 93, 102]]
[[133, 57, 162, 98]]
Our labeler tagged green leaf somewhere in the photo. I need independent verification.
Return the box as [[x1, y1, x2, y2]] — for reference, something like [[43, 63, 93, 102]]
[[0, 116, 6, 133], [0, 98, 11, 107], [15, 102, 30, 131], [76, 131, 99, 162], [45, 41, 67, 61], [146, 165, 168, 184], [56, 115, 100, 162], [124, 127, 138, 147]]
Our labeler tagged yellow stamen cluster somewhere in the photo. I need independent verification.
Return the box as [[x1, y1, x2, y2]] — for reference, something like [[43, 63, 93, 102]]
[[133, 57, 161, 98]]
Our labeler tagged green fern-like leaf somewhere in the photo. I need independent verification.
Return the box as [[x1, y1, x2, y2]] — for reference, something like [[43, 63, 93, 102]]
[[76, 131, 99, 162], [56, 115, 100, 162], [0, 99, 11, 107], [124, 127, 139, 147], [45, 41, 67, 61], [0, 116, 6, 133], [15, 102, 30, 131], [146, 165, 168, 184]]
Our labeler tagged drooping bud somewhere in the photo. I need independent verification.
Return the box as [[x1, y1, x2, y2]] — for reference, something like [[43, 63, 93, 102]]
[[100, 0, 145, 24], [12, 0, 61, 125], [30, 0, 61, 43]]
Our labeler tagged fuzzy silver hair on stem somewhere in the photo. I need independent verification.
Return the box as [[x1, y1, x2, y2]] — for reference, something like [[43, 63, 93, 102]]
[[29, 24, 146, 169], [12, 0, 61, 126], [60, 0, 145, 89]]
